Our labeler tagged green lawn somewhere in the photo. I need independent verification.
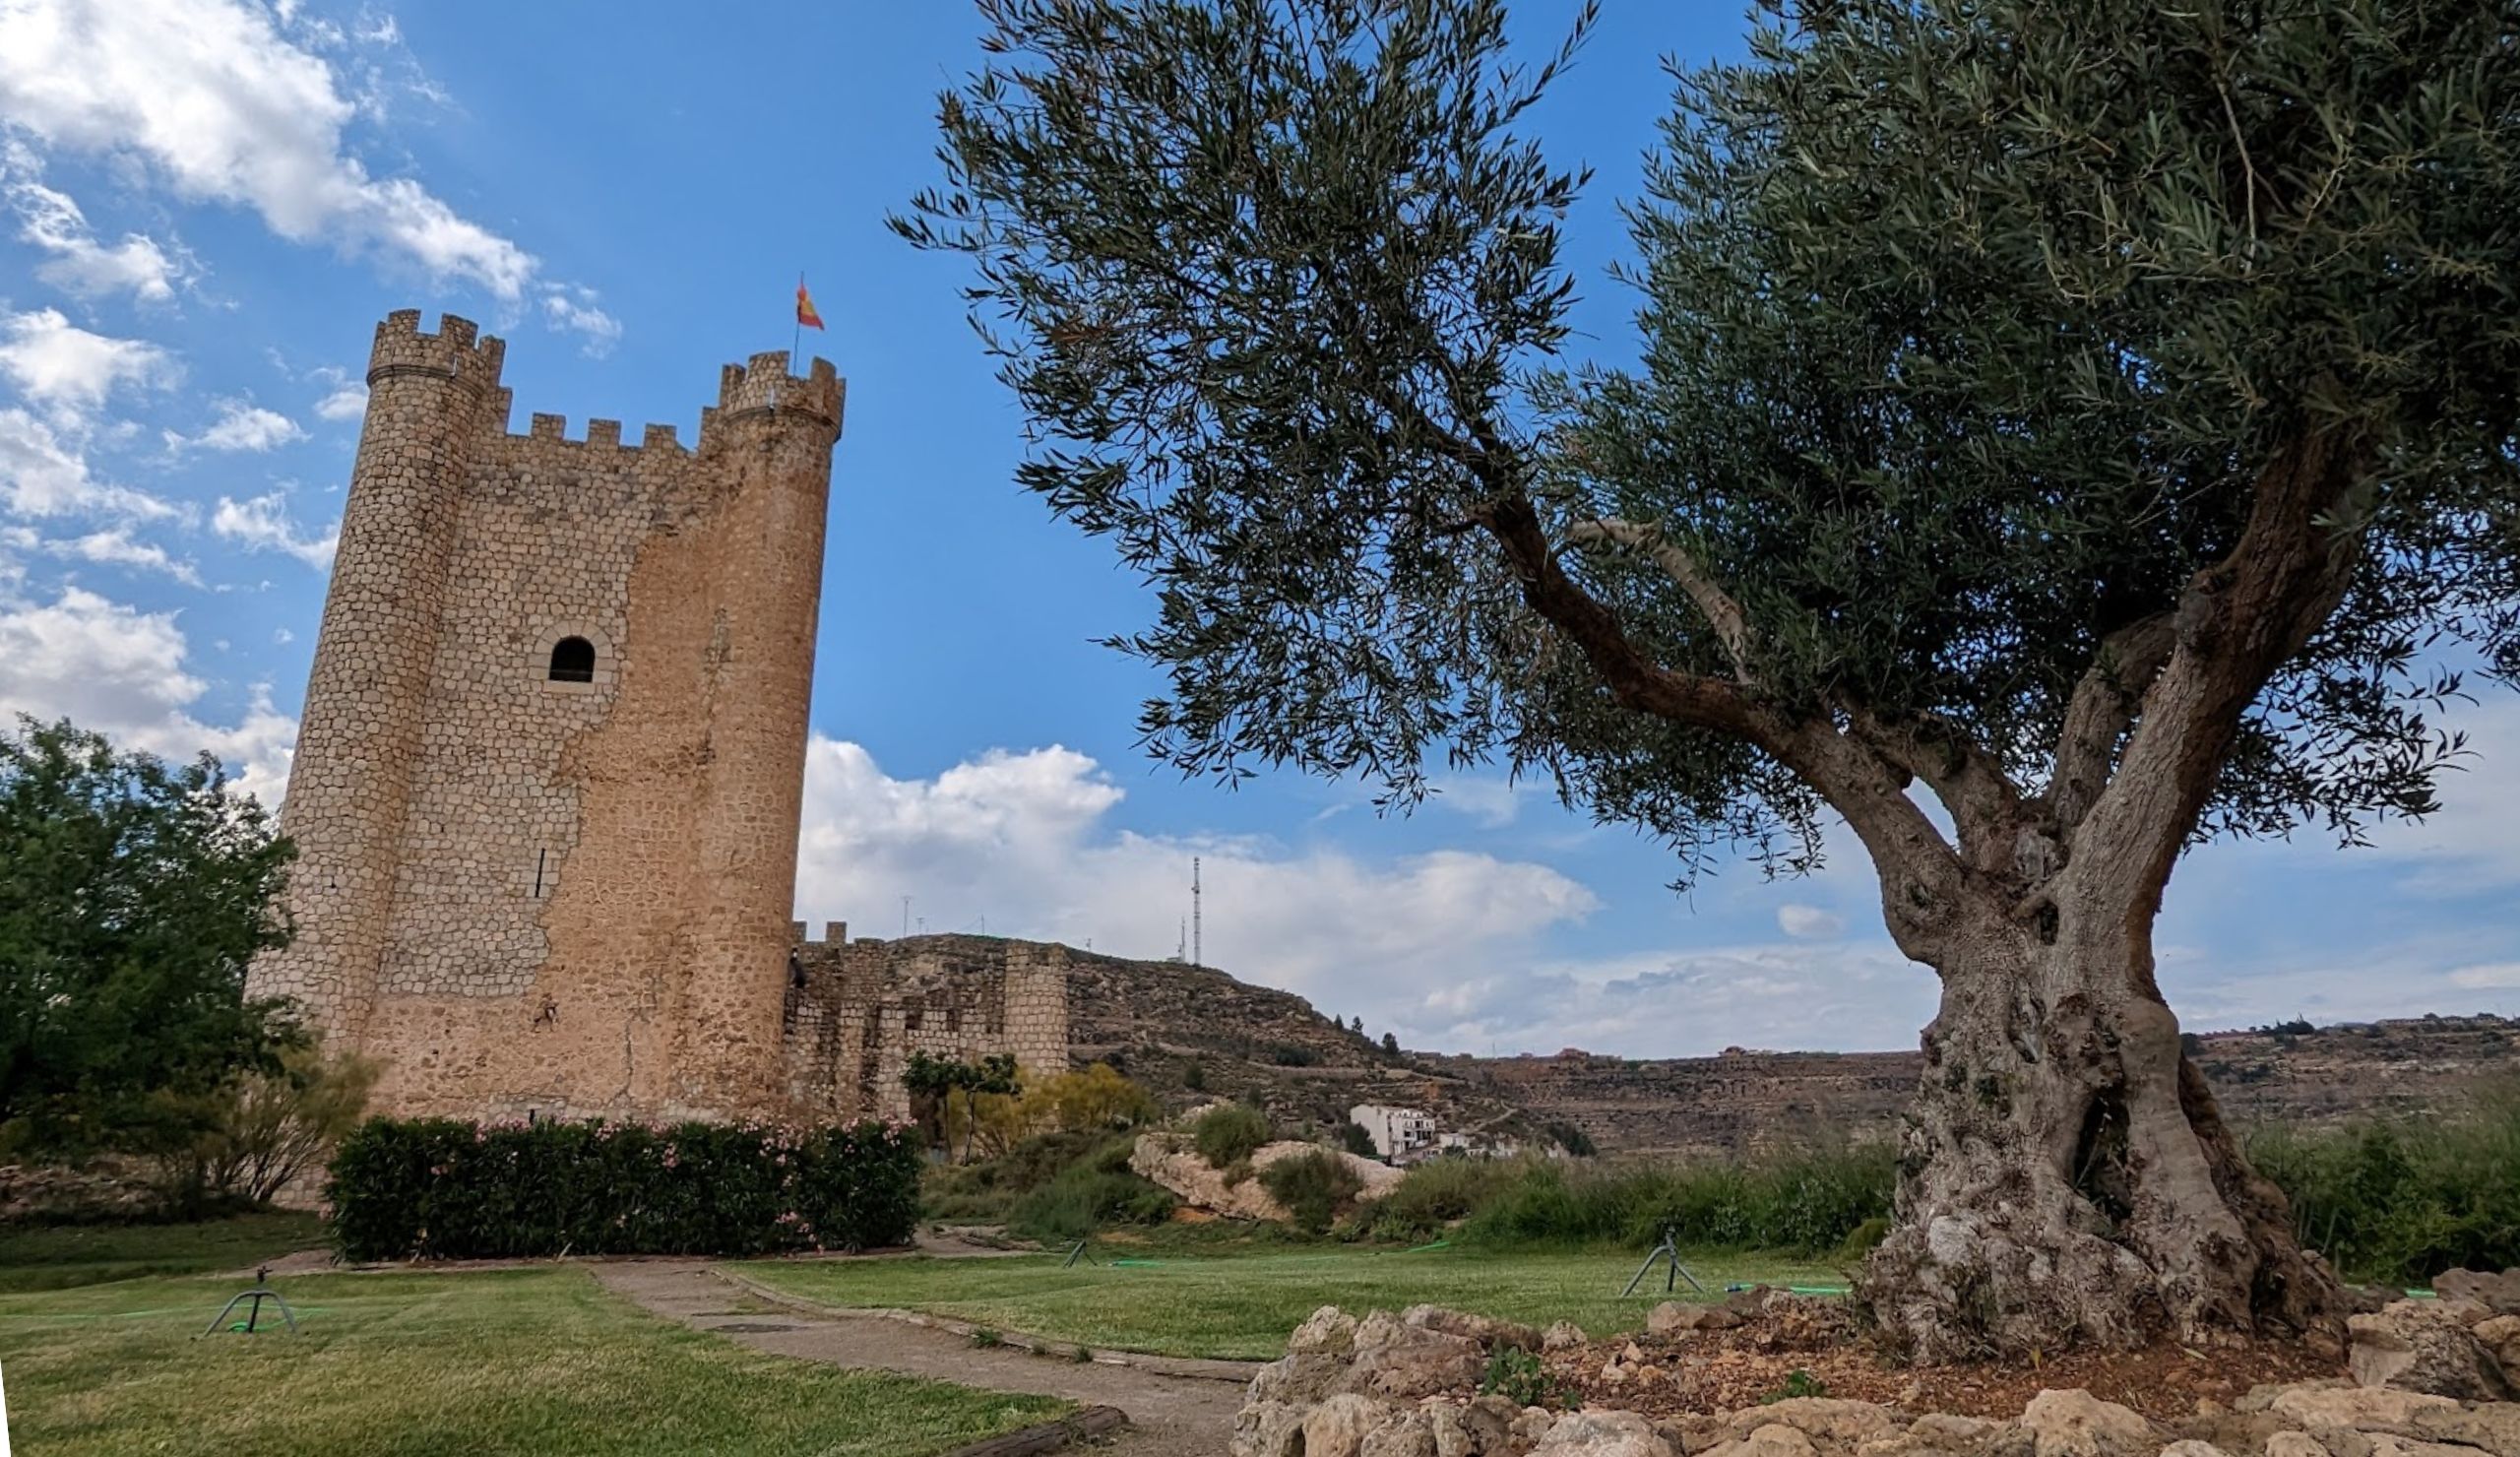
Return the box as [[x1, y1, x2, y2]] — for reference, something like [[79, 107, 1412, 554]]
[[0, 1210, 327, 1292], [0, 1265, 1067, 1456], [731, 1244, 1844, 1361]]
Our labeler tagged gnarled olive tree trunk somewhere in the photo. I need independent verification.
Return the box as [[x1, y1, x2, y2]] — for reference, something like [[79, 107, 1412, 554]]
[[1859, 893, 2342, 1362]]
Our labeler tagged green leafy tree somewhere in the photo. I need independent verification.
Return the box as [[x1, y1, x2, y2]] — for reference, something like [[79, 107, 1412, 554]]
[[0, 719, 301, 1155], [903, 1051, 1022, 1163], [898, 0, 2520, 1353]]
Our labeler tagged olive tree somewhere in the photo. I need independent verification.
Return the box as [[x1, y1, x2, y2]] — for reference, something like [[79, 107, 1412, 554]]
[[896, 0, 2520, 1356]]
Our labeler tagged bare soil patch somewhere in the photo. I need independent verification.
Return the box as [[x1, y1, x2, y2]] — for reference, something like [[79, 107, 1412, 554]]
[[1561, 1298, 2346, 1424]]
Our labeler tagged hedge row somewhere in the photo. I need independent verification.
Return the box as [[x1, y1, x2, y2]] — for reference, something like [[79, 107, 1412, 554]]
[[328, 1116, 921, 1261]]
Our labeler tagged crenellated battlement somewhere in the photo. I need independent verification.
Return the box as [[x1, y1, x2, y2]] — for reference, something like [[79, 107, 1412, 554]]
[[486, 411, 688, 458], [367, 310, 507, 390], [710, 350, 845, 430]]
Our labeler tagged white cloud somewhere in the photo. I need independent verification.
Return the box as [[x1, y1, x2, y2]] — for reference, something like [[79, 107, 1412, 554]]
[[0, 308, 175, 414], [168, 398, 304, 453], [311, 374, 367, 421], [1428, 774, 1537, 829], [1776, 903, 1845, 940], [2450, 963, 2520, 991], [41, 525, 198, 584], [4, 161, 190, 301], [0, 405, 175, 519], [540, 286, 621, 357], [792, 737, 1600, 1033], [1420, 938, 1938, 1059], [0, 584, 293, 798], [0, 0, 534, 298], [211, 489, 336, 568]]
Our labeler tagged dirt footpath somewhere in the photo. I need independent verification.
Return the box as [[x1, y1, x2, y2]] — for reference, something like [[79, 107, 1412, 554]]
[[592, 1261, 1251, 1457]]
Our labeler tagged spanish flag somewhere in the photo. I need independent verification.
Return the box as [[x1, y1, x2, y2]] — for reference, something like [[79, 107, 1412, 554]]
[[795, 277, 825, 331]]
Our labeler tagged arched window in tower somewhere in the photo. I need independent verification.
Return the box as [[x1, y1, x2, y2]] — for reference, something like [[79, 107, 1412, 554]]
[[547, 636, 596, 683]]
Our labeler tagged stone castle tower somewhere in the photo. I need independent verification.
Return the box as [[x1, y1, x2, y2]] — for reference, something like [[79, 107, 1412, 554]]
[[250, 309, 845, 1122]]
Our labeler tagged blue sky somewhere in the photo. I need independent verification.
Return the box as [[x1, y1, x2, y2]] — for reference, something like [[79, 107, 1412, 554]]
[[1, 0, 2512, 1058]]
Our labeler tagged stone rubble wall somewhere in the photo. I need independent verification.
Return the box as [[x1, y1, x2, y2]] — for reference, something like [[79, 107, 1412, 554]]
[[1234, 1287, 2520, 1457], [782, 931, 1072, 1122]]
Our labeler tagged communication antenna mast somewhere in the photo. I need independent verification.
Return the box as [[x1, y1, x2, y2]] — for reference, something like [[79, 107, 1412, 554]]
[[1191, 856, 1202, 969]]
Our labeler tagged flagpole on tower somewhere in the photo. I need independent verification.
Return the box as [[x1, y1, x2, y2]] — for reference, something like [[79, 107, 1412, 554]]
[[792, 270, 804, 368]]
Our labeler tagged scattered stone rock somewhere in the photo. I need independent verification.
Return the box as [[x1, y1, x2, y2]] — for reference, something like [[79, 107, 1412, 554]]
[[1301, 1394, 1406, 1457], [1293, 1305, 1363, 1356], [2019, 1389, 2158, 1457], [2348, 1301, 2515, 1400], [2434, 1271, 2520, 1316], [1657, 1412, 1727, 1455], [1653, 1302, 1711, 1335], [1131, 1134, 1407, 1222], [1912, 1416, 2002, 1445], [1361, 1408, 1440, 1457], [2405, 1403, 2520, 1457], [1430, 1397, 1518, 1457], [1352, 1311, 1487, 1401], [2264, 1433, 2330, 1457], [1408, 1304, 1544, 1354], [1716, 1397, 1905, 1448], [2267, 1386, 2459, 1430], [2361, 1437, 2484, 1457], [2476, 1316, 2520, 1372], [1544, 1320, 1589, 1353], [1533, 1408, 1677, 1455], [2155, 1442, 2228, 1457], [1248, 1349, 1347, 1407], [1233, 1396, 1309, 1457]]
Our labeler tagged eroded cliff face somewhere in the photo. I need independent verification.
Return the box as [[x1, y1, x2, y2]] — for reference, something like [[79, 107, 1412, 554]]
[[1427, 1014, 2518, 1156]]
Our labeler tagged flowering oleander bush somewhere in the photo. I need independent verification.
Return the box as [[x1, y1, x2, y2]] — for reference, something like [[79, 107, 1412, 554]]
[[327, 1115, 922, 1261]]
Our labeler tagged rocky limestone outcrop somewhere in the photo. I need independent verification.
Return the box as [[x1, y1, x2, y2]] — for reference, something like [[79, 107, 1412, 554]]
[[2348, 1288, 2519, 1403], [1130, 1132, 1404, 1222], [1230, 1302, 2520, 1457]]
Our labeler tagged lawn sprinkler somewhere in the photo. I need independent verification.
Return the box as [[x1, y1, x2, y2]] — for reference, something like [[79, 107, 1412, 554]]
[[1619, 1225, 1706, 1299], [201, 1265, 300, 1337], [1060, 1236, 1100, 1268]]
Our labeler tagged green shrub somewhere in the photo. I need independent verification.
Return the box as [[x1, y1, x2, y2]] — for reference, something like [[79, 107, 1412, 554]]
[[1193, 1105, 1272, 1170], [1479, 1346, 1577, 1409], [1459, 1143, 1895, 1252], [1338, 1120, 1378, 1158], [2248, 1089, 2520, 1286], [1005, 1162, 1176, 1240], [328, 1116, 920, 1260], [1258, 1149, 1363, 1234], [1354, 1155, 1527, 1242], [924, 1128, 1125, 1223], [1836, 1215, 1892, 1259]]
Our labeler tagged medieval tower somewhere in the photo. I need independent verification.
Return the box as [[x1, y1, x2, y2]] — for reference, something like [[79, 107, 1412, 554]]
[[249, 309, 845, 1122]]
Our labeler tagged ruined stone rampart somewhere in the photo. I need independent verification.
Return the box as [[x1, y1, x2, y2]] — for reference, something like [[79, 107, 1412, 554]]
[[783, 930, 1071, 1123]]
